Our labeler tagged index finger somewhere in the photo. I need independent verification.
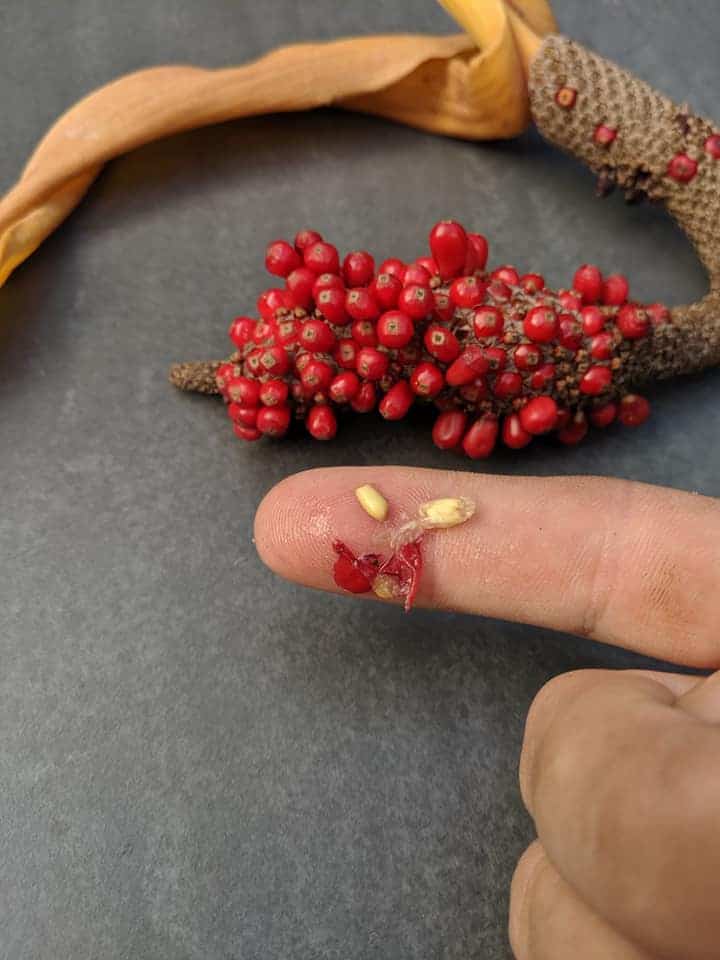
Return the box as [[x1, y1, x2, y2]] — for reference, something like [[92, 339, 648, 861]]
[[254, 467, 720, 667]]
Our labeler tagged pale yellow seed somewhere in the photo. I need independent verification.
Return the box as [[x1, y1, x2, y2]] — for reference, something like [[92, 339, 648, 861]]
[[372, 575, 397, 600], [417, 496, 475, 529], [355, 484, 389, 522]]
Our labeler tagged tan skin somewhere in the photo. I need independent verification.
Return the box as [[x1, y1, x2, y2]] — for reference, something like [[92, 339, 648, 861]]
[[254, 467, 720, 960]]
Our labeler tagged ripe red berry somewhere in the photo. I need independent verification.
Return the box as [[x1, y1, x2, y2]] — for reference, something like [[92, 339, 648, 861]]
[[483, 346, 507, 372], [503, 413, 533, 449], [215, 362, 236, 394], [257, 288, 293, 322], [306, 404, 338, 440], [432, 291, 455, 323], [351, 319, 378, 347], [229, 316, 256, 348], [311, 272, 344, 302], [410, 361, 445, 397], [227, 403, 259, 427], [558, 290, 583, 311], [557, 411, 588, 445], [265, 239, 302, 277], [558, 315, 583, 351], [329, 371, 360, 403], [254, 319, 274, 343], [244, 349, 263, 375], [334, 338, 359, 369], [572, 264, 602, 304], [449, 275, 487, 308], [466, 233, 489, 272], [301, 359, 334, 393], [593, 124, 617, 147], [398, 284, 433, 319], [429, 220, 469, 280], [590, 402, 618, 428], [432, 410, 468, 450], [446, 346, 490, 386], [379, 381, 414, 420], [493, 371, 523, 398], [520, 273, 545, 294], [601, 274, 629, 306], [459, 378, 489, 403], [491, 265, 520, 286], [275, 317, 300, 346], [285, 266, 316, 309], [304, 241, 340, 275], [342, 250, 375, 287], [257, 405, 291, 437], [473, 305, 504, 339], [581, 305, 605, 336], [462, 416, 499, 459], [617, 303, 649, 339], [513, 343, 542, 370], [520, 396, 558, 434], [350, 382, 377, 413], [646, 302, 670, 326], [705, 134, 720, 159], [260, 346, 290, 377], [590, 331, 614, 360], [377, 310, 415, 349], [356, 347, 389, 381], [555, 408, 571, 430], [404, 264, 432, 287], [524, 305, 558, 343], [487, 280, 512, 303], [580, 364, 613, 395], [414, 256, 439, 277], [424, 325, 461, 363], [618, 394, 651, 426], [294, 229, 322, 253], [529, 363, 555, 391], [345, 288, 380, 322], [371, 272, 402, 309], [300, 319, 336, 353], [233, 423, 262, 442], [668, 153, 698, 183], [316, 287, 347, 326], [378, 258, 407, 282], [259, 379, 289, 407]]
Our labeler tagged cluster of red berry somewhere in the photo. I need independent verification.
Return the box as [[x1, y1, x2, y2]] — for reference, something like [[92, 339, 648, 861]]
[[214, 220, 662, 457]]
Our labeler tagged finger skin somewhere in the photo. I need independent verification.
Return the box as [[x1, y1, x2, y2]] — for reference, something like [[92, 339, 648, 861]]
[[254, 467, 720, 666], [519, 669, 720, 960], [509, 841, 656, 960]]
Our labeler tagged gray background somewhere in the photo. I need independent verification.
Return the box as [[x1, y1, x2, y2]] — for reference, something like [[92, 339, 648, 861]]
[[1, 2, 718, 958]]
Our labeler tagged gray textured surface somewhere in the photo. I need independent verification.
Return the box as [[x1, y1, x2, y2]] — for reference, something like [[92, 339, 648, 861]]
[[1, 2, 719, 958]]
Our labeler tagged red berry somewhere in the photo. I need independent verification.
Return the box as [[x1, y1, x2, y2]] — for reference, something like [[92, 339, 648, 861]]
[[294, 353, 311, 375], [332, 546, 374, 594], [229, 316, 256, 348], [334, 338, 359, 369], [520, 273, 545, 294], [429, 220, 468, 280], [646, 302, 670, 326], [342, 251, 375, 287], [260, 346, 290, 377], [432, 291, 455, 323], [557, 411, 588, 445], [466, 233, 489, 272], [294, 229, 322, 253], [446, 346, 490, 386], [345, 288, 380, 322], [601, 274, 629, 306], [581, 305, 605, 336], [371, 272, 402, 309], [555, 408, 571, 431], [379, 381, 414, 420], [300, 319, 336, 353], [459, 378, 489, 403], [520, 396, 558, 435], [265, 239, 302, 277], [356, 347, 389, 381], [414, 256, 439, 277], [285, 266, 316, 309], [558, 290, 583, 311], [379, 258, 407, 282], [404, 264, 432, 287], [398, 284, 433, 320], [524, 305, 558, 343], [257, 405, 291, 437], [705, 134, 720, 159], [233, 423, 262, 442], [513, 343, 542, 370], [487, 280, 512, 303], [493, 371, 523, 398], [316, 287, 348, 326], [329, 371, 360, 403], [259, 379, 289, 407], [558, 315, 583, 351], [593, 124, 617, 147], [617, 303, 649, 339], [350, 382, 376, 413], [483, 346, 507, 372], [254, 319, 274, 343], [529, 363, 555, 391], [555, 86, 577, 109], [215, 362, 236, 394], [377, 310, 415, 349], [312, 272, 344, 302], [668, 153, 698, 183], [618, 394, 651, 427], [304, 241, 340, 275], [450, 275, 487, 308], [257, 288, 293, 322], [462, 416, 499, 459], [244, 349, 263, 375], [432, 410, 468, 450], [491, 265, 520, 286], [410, 361, 445, 397], [424, 325, 461, 363], [301, 359, 334, 393], [590, 331, 614, 360], [351, 319, 378, 347], [276, 317, 300, 346], [590, 402, 618, 428], [227, 403, 259, 427], [503, 413, 533, 449], [573, 264, 603, 304], [580, 364, 613, 395], [306, 404, 338, 440], [473, 305, 504, 339]]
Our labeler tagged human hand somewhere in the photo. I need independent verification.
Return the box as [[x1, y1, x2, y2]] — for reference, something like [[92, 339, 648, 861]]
[[254, 468, 720, 959]]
